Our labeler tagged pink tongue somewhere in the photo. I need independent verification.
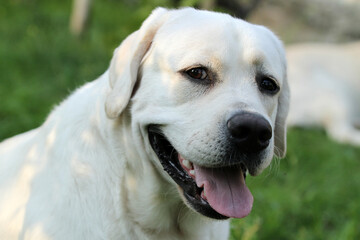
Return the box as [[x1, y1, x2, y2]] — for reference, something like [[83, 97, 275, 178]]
[[194, 165, 253, 218]]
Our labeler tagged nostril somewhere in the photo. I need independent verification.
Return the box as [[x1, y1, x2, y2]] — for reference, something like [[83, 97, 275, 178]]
[[258, 129, 272, 143], [230, 126, 250, 140]]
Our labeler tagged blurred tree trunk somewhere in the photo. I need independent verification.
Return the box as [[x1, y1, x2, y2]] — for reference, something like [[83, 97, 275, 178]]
[[217, 0, 263, 19], [199, 0, 216, 9], [70, 0, 92, 36]]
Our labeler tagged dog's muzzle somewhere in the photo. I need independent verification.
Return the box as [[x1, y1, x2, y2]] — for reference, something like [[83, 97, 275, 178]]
[[147, 111, 272, 220], [148, 114, 274, 219]]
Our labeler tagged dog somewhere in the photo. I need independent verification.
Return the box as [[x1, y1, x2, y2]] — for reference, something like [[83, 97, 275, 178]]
[[287, 42, 360, 145], [0, 7, 289, 240]]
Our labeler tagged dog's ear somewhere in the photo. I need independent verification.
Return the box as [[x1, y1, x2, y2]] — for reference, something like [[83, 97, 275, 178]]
[[274, 73, 290, 158], [105, 7, 169, 119]]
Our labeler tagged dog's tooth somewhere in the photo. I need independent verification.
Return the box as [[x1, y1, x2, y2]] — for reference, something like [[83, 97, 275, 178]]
[[183, 159, 191, 169], [189, 169, 195, 176]]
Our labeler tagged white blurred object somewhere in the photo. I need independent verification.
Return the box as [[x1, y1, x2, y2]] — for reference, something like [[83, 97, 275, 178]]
[[287, 42, 360, 145]]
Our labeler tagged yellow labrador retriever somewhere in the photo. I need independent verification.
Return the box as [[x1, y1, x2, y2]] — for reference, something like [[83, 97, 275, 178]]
[[0, 8, 289, 240], [287, 42, 360, 145]]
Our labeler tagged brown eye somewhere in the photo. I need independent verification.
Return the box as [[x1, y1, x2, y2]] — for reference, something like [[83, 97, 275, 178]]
[[186, 67, 208, 80], [258, 76, 279, 94]]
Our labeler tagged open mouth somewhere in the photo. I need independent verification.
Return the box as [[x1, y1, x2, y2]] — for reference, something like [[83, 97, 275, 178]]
[[148, 126, 254, 220]]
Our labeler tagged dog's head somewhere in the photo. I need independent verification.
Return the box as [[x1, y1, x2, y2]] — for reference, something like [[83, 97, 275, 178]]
[[105, 8, 289, 220]]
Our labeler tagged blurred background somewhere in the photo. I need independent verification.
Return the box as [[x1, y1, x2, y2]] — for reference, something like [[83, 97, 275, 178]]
[[0, 0, 359, 239]]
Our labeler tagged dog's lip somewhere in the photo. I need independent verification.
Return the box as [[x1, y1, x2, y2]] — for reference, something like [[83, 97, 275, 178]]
[[148, 126, 229, 220]]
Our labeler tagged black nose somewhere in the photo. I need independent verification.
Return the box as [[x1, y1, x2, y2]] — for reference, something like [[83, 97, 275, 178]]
[[227, 112, 272, 153]]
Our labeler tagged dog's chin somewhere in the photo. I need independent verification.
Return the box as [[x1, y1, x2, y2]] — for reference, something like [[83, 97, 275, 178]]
[[148, 126, 255, 220]]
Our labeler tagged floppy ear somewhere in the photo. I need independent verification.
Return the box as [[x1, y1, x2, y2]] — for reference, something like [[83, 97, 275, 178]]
[[105, 7, 169, 119], [274, 74, 290, 158]]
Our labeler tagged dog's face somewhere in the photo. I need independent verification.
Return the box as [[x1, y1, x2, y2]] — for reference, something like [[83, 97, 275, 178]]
[[106, 8, 289, 220]]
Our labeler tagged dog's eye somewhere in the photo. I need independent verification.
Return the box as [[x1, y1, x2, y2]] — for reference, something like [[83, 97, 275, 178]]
[[186, 67, 208, 80], [258, 76, 279, 94]]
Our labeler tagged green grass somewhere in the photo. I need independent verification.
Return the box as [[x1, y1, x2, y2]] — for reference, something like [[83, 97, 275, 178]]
[[1, 1, 359, 239]]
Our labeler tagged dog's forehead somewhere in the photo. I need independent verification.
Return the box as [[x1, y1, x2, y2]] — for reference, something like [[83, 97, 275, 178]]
[[153, 9, 285, 81]]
